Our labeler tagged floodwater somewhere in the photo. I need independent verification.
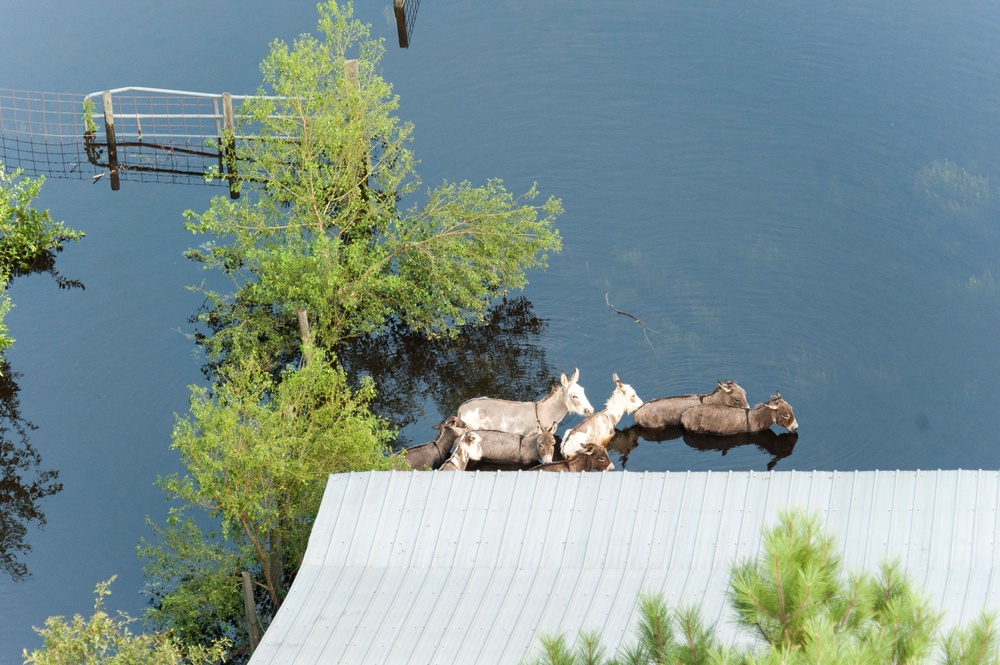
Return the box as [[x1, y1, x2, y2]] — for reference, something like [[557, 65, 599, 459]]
[[2, 0, 999, 659]]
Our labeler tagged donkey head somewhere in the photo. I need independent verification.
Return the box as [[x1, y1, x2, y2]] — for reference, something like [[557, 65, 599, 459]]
[[434, 415, 467, 431], [764, 392, 798, 432], [560, 368, 594, 416], [579, 443, 615, 472], [610, 373, 644, 414], [458, 430, 484, 461], [535, 422, 558, 464], [714, 380, 749, 408]]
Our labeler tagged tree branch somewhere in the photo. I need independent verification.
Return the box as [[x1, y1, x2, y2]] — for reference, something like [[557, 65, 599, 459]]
[[605, 292, 658, 350]]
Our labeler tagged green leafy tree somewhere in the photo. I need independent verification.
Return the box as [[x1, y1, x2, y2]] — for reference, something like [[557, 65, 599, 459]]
[[184, 1, 562, 373], [0, 163, 83, 278], [22, 577, 228, 665], [0, 163, 84, 353], [140, 348, 401, 658], [525, 510, 1000, 665], [147, 1, 560, 656]]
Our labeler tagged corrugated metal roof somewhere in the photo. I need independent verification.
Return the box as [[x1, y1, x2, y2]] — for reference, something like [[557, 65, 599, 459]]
[[249, 470, 1000, 664]]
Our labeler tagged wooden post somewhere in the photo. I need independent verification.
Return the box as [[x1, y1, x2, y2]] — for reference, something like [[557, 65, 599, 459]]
[[242, 571, 262, 654], [394, 0, 409, 48], [222, 92, 239, 199], [102, 91, 120, 191]]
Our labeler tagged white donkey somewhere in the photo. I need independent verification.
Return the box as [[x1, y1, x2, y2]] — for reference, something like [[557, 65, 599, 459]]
[[457, 368, 594, 437], [561, 373, 643, 459]]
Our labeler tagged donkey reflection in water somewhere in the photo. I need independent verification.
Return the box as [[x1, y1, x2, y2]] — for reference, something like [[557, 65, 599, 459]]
[[457, 368, 594, 436], [560, 373, 643, 459]]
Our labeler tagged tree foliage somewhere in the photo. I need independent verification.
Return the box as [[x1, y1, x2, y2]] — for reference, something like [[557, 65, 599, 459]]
[[184, 1, 562, 372], [143, 2, 561, 657], [526, 510, 1000, 665], [140, 348, 401, 658], [0, 163, 83, 279], [0, 163, 83, 353], [22, 577, 228, 665]]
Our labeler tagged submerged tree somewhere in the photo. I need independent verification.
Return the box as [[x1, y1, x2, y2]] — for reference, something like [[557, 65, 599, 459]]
[[185, 1, 562, 374], [140, 348, 401, 659], [0, 162, 84, 352], [0, 163, 83, 278], [148, 2, 561, 657], [526, 510, 1000, 665]]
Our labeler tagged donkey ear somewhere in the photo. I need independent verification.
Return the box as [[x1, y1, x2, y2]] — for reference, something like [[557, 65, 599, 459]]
[[570, 367, 580, 383], [775, 390, 782, 399], [560, 372, 569, 387], [719, 380, 732, 393], [612, 372, 621, 386]]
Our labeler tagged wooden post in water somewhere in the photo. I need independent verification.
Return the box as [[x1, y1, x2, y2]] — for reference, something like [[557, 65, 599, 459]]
[[394, 0, 409, 48], [222, 92, 239, 199], [101, 91, 120, 191]]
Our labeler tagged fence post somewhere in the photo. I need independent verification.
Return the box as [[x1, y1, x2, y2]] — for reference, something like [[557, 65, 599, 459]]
[[102, 91, 120, 191], [222, 92, 239, 199], [394, 0, 409, 48]]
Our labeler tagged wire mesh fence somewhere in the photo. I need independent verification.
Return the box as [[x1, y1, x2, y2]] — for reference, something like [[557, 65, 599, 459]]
[[0, 87, 250, 193]]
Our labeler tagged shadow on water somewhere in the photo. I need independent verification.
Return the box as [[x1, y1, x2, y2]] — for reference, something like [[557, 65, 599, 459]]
[[337, 296, 554, 447], [608, 424, 799, 472], [0, 360, 63, 582]]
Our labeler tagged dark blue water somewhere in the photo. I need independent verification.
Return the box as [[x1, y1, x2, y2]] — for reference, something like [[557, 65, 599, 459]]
[[2, 0, 999, 659]]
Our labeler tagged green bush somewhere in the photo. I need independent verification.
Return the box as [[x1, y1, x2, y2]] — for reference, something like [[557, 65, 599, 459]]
[[22, 577, 228, 665], [0, 163, 83, 277]]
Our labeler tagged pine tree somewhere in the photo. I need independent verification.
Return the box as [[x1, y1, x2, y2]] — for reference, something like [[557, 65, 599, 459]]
[[524, 510, 1000, 665]]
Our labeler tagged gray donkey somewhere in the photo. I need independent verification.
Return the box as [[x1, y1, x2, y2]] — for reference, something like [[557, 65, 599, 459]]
[[457, 368, 594, 436], [634, 380, 748, 429]]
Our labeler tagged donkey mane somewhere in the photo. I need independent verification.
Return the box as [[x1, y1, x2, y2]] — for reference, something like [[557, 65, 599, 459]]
[[537, 382, 560, 404]]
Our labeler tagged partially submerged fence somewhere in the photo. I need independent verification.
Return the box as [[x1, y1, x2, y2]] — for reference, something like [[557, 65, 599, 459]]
[[1, 59, 373, 198], [0, 87, 252, 197]]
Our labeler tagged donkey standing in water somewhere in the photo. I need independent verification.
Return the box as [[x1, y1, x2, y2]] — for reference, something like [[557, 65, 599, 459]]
[[457, 368, 594, 437], [634, 380, 748, 429], [681, 392, 798, 436], [560, 373, 643, 459]]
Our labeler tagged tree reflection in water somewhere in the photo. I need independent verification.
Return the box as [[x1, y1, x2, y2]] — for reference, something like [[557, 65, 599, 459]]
[[337, 297, 554, 447], [0, 247, 77, 581], [11, 249, 86, 291], [0, 361, 62, 582]]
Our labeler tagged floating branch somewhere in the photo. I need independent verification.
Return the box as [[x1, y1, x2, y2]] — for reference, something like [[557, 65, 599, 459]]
[[605, 292, 659, 350]]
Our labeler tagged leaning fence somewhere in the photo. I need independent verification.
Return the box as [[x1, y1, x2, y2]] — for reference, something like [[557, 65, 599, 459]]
[[0, 87, 254, 196]]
